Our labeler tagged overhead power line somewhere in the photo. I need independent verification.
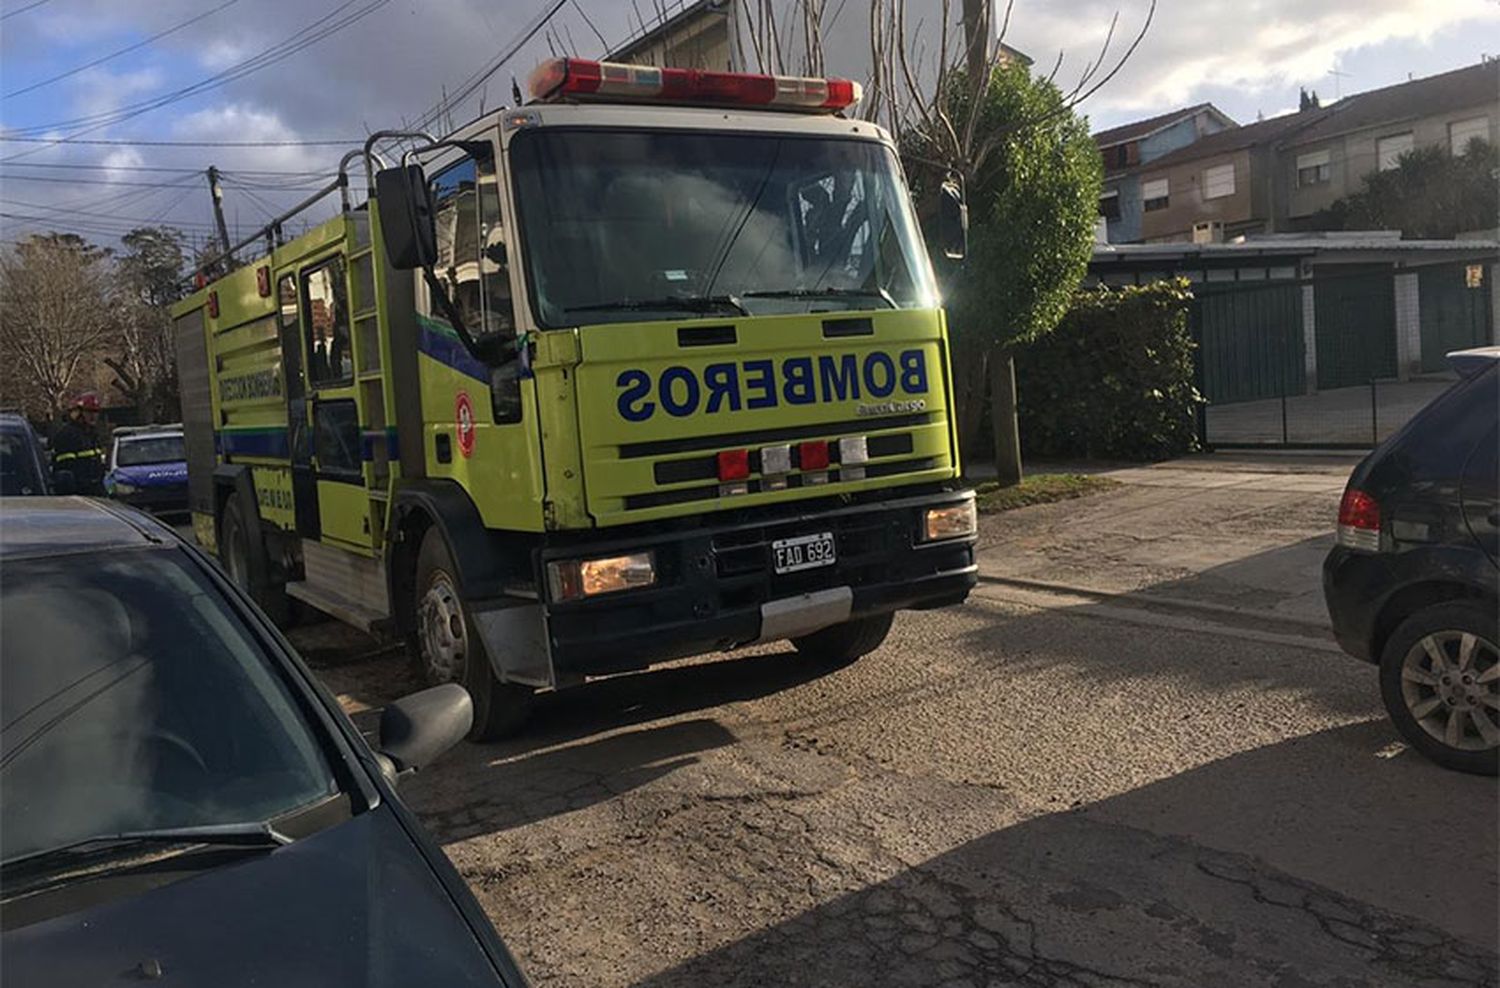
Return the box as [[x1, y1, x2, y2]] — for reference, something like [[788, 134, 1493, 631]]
[[0, 136, 361, 147], [0, 0, 53, 21], [0, 161, 334, 175], [4, 0, 241, 99], [410, 0, 568, 134], [5, 0, 392, 138]]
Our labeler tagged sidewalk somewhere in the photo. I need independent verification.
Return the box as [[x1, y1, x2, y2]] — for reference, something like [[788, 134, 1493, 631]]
[[972, 453, 1362, 633]]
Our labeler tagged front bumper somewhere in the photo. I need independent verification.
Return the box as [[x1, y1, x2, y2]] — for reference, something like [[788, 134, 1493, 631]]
[[543, 487, 977, 679], [113, 484, 190, 515]]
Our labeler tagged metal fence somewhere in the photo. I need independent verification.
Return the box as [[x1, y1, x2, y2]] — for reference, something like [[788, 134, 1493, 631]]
[[1189, 261, 1494, 448]]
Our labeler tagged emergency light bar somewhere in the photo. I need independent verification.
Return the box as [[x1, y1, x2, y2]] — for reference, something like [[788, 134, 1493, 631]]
[[527, 58, 861, 113]]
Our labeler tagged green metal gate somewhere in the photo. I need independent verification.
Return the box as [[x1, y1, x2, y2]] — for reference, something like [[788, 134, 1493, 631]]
[[1420, 263, 1492, 372], [1315, 268, 1396, 390], [1194, 281, 1304, 404]]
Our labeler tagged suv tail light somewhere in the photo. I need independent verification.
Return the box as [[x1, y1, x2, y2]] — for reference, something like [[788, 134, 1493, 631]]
[[1336, 488, 1381, 551]]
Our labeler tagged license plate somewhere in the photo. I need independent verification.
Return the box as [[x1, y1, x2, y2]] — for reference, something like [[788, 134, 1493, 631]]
[[772, 532, 836, 574]]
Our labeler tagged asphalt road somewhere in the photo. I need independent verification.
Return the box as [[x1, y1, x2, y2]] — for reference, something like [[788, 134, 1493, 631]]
[[308, 583, 1500, 988]]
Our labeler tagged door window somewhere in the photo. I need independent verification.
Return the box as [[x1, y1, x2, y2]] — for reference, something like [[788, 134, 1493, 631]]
[[303, 260, 352, 388], [313, 400, 361, 478], [427, 154, 515, 346]]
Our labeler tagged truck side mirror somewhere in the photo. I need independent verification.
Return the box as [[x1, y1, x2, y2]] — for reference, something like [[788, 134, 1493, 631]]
[[938, 181, 968, 261], [375, 164, 436, 271]]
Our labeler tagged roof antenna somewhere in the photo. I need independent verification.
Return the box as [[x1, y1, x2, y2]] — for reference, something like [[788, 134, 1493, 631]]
[[511, 76, 523, 105]]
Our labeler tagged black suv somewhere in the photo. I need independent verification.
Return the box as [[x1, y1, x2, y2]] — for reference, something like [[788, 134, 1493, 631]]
[[1323, 347, 1498, 776], [0, 412, 50, 497]]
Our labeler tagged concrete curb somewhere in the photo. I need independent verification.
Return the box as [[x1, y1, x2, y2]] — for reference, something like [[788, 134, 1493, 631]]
[[974, 572, 1334, 641]]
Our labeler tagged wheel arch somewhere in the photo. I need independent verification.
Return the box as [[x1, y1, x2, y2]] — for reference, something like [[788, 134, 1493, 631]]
[[388, 480, 537, 638], [1371, 579, 1492, 661]]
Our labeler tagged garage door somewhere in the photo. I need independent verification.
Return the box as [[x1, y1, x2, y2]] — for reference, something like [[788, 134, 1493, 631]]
[[1420, 263, 1492, 373], [1315, 269, 1396, 390]]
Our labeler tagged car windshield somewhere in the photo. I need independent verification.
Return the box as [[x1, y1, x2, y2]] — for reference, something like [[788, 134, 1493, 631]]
[[0, 549, 340, 865], [510, 129, 937, 327], [116, 435, 185, 467], [0, 429, 45, 496]]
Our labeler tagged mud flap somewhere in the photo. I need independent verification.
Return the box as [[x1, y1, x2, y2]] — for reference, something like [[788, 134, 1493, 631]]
[[470, 599, 555, 689]]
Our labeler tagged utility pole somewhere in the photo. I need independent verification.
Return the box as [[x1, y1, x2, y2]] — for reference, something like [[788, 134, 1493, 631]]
[[206, 165, 232, 267]]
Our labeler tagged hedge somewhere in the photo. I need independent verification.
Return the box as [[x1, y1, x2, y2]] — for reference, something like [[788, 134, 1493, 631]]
[[1015, 280, 1202, 461]]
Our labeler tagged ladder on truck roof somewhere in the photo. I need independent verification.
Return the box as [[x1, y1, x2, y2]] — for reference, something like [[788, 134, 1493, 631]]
[[184, 130, 436, 290]]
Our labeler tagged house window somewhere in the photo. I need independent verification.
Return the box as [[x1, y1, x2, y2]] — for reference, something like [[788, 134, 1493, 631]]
[[1296, 149, 1331, 187], [1449, 116, 1490, 155], [1377, 132, 1413, 171], [1142, 178, 1169, 212], [1098, 190, 1120, 220], [1202, 163, 1235, 199]]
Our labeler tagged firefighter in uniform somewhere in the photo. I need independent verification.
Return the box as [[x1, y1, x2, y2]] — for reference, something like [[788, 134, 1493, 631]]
[[52, 392, 106, 494]]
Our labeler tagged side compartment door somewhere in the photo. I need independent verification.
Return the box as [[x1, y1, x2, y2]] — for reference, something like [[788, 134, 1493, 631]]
[[299, 255, 374, 550]]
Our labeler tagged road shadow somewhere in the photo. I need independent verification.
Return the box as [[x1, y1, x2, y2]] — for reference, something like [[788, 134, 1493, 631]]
[[405, 716, 738, 843], [632, 722, 1498, 988], [956, 584, 1375, 722], [397, 646, 835, 838]]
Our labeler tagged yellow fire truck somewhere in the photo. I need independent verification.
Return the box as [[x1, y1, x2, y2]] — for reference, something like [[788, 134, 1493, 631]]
[[172, 58, 977, 738]]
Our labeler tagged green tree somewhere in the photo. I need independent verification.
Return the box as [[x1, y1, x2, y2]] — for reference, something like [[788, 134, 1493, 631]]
[[903, 60, 1103, 457], [1313, 140, 1497, 239], [109, 226, 187, 420]]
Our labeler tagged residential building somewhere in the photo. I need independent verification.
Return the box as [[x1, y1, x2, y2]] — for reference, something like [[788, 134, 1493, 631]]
[[609, 0, 733, 70], [608, 0, 1029, 85], [1093, 104, 1236, 243], [1131, 110, 1326, 243], [1278, 60, 1499, 229], [1111, 60, 1498, 244]]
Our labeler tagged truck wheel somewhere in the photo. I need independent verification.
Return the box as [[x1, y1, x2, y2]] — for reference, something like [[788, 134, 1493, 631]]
[[792, 611, 894, 668], [1379, 602, 1499, 776], [220, 498, 290, 625], [411, 527, 532, 741]]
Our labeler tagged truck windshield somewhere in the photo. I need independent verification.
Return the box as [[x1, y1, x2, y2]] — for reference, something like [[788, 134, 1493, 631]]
[[510, 129, 938, 327]]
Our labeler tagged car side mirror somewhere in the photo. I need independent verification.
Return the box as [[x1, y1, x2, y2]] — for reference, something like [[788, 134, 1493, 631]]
[[937, 180, 968, 261], [377, 684, 472, 781], [375, 164, 436, 271], [53, 469, 77, 495]]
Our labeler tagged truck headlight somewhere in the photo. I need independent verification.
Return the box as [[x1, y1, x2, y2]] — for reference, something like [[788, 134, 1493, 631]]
[[113, 480, 138, 495], [547, 551, 656, 601], [921, 500, 976, 542]]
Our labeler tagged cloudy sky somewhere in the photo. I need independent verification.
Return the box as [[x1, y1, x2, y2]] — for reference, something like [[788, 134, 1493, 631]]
[[1, 0, 1496, 249]]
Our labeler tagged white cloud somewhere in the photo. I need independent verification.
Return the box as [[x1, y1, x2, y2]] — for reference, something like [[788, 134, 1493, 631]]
[[1009, 0, 1500, 113], [68, 67, 163, 123]]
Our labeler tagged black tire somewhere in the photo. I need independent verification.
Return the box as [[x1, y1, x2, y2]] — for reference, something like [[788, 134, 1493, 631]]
[[410, 527, 532, 741], [219, 498, 290, 625], [791, 611, 895, 668], [1379, 601, 1499, 777]]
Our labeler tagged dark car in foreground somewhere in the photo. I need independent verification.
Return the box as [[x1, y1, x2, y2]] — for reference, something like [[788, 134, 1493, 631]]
[[0, 498, 528, 985], [0, 412, 50, 497], [104, 425, 189, 515], [1323, 347, 1499, 776]]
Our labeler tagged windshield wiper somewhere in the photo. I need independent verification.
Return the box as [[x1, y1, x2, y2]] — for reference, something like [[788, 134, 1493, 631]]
[[2, 822, 290, 882], [566, 295, 750, 317], [743, 287, 897, 308]]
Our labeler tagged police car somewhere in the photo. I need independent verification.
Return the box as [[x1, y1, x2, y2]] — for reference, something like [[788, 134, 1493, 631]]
[[105, 425, 189, 515]]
